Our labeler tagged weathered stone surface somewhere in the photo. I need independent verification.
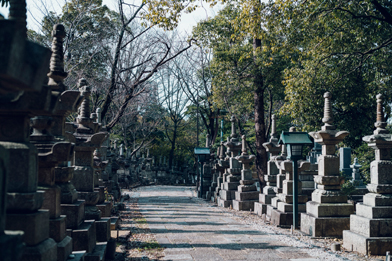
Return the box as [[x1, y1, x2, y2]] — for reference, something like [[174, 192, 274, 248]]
[[356, 203, 392, 219], [277, 194, 308, 204], [370, 160, 392, 184], [363, 193, 392, 207], [6, 191, 44, 212], [232, 200, 257, 211], [49, 215, 66, 242], [0, 231, 24, 261], [277, 202, 306, 213], [306, 201, 354, 218], [317, 155, 339, 177], [6, 210, 49, 246], [41, 186, 61, 219], [61, 200, 85, 229], [57, 235, 72, 261], [22, 238, 57, 261], [311, 189, 347, 204], [349, 214, 392, 238], [343, 230, 392, 255], [254, 202, 266, 216], [95, 218, 110, 242], [234, 191, 259, 201], [300, 213, 350, 237], [72, 220, 96, 252], [85, 242, 107, 261], [97, 202, 112, 217]]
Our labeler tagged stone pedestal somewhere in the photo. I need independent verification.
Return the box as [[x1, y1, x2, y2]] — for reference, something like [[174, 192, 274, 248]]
[[233, 135, 257, 211], [343, 94, 392, 255], [218, 117, 242, 208], [301, 92, 354, 237], [270, 160, 310, 227], [255, 115, 281, 216]]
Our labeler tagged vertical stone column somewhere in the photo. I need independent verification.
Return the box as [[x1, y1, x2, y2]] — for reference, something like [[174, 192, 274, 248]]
[[1, 1, 57, 259], [255, 114, 281, 216], [343, 94, 392, 255], [339, 147, 352, 177], [213, 143, 228, 203], [218, 116, 242, 208], [70, 79, 110, 257], [301, 92, 354, 237], [233, 135, 258, 211]]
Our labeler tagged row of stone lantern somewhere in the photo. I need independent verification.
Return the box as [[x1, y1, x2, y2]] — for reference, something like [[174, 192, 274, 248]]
[[0, 3, 121, 259]]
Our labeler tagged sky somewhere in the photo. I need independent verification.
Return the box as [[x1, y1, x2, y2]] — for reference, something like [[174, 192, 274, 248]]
[[0, 0, 221, 34]]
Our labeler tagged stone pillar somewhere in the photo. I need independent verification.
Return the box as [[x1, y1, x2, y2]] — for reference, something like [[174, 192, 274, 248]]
[[213, 143, 228, 203], [70, 79, 110, 256], [1, 2, 58, 259], [255, 114, 281, 216], [270, 158, 310, 227], [343, 94, 392, 255], [301, 92, 354, 237], [233, 135, 258, 211], [217, 116, 242, 208]]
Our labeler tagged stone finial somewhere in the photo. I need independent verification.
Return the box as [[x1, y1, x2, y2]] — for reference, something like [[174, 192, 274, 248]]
[[289, 126, 296, 132], [241, 135, 248, 155], [322, 92, 335, 130], [374, 94, 388, 134], [271, 114, 277, 137], [47, 24, 67, 91], [96, 108, 101, 124], [206, 134, 210, 148], [9, 0, 27, 36], [230, 115, 237, 138], [77, 78, 91, 119]]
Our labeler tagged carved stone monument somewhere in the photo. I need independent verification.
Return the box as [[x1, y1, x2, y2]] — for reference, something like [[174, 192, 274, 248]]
[[301, 92, 354, 237], [232, 135, 257, 211], [343, 94, 392, 255]]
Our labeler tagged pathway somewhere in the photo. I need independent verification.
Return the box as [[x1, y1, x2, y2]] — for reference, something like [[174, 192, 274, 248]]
[[124, 186, 373, 261]]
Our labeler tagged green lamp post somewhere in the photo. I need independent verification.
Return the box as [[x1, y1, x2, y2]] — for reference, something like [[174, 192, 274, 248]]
[[279, 131, 313, 229]]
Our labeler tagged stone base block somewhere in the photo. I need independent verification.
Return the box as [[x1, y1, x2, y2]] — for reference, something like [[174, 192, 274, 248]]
[[343, 230, 392, 256], [6, 209, 49, 246], [232, 199, 257, 211], [62, 200, 85, 229], [356, 203, 392, 219], [270, 209, 298, 228], [306, 201, 354, 217], [300, 213, 350, 238], [277, 202, 306, 213], [49, 215, 67, 242], [238, 185, 256, 192], [110, 217, 119, 230], [57, 236, 73, 261], [254, 202, 267, 216], [41, 185, 61, 219], [235, 191, 259, 201], [217, 197, 232, 208], [270, 197, 281, 208], [96, 218, 111, 242], [266, 205, 276, 221], [72, 220, 96, 253], [277, 194, 308, 204], [259, 193, 275, 204], [23, 238, 57, 261], [311, 190, 347, 203], [219, 190, 235, 201], [97, 202, 112, 218], [223, 182, 240, 191], [349, 214, 392, 237], [85, 242, 107, 261], [0, 231, 24, 261]]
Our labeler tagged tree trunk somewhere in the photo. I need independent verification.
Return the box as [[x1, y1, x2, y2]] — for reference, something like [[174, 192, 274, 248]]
[[253, 37, 268, 188], [169, 123, 178, 169]]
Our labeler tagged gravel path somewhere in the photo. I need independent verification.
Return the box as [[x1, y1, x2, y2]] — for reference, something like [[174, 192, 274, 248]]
[[122, 185, 384, 261]]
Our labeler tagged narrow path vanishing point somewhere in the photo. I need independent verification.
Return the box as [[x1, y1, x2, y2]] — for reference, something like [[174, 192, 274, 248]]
[[123, 186, 380, 261]]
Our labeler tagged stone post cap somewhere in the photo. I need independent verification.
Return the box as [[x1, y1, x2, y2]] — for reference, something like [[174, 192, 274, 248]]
[[52, 24, 66, 37], [321, 91, 335, 131]]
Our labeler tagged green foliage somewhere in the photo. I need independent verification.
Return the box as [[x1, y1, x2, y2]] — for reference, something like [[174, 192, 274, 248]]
[[275, 0, 392, 147], [352, 143, 374, 184]]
